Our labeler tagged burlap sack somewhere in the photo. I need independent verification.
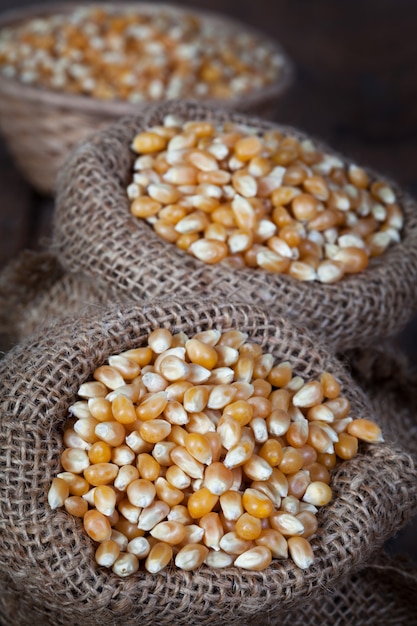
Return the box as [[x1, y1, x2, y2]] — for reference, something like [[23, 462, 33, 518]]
[[0, 250, 118, 351], [276, 552, 417, 626], [1, 300, 417, 625], [344, 339, 417, 461], [53, 100, 417, 352]]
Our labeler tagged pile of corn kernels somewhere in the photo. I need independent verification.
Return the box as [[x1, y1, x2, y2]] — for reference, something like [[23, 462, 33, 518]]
[[48, 327, 383, 576], [128, 116, 403, 283], [0, 6, 284, 101]]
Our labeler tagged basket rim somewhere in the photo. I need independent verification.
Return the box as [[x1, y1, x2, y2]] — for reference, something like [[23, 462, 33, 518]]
[[0, 0, 294, 116]]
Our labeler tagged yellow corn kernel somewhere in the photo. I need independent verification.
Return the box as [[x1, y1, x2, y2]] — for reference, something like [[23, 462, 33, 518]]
[[270, 511, 304, 537], [64, 489, 94, 516], [95, 540, 120, 568], [84, 462, 119, 486], [121, 347, 153, 366], [303, 481, 332, 506], [149, 520, 185, 545], [258, 439, 283, 467], [287, 470, 311, 499], [136, 453, 161, 482], [139, 419, 171, 443], [183, 432, 212, 465], [223, 440, 254, 468], [136, 391, 168, 421], [235, 512, 262, 541], [256, 528, 288, 559], [324, 397, 351, 420], [112, 552, 139, 577], [113, 518, 144, 541], [287, 536, 314, 569], [334, 432, 359, 460], [127, 536, 151, 559], [175, 544, 209, 571], [62, 428, 90, 451], [126, 478, 156, 509], [88, 441, 112, 464], [234, 136, 262, 161], [60, 448, 90, 474], [242, 488, 274, 519], [268, 362, 292, 388], [132, 132, 167, 154], [117, 500, 140, 526], [188, 487, 219, 519], [145, 541, 173, 573], [347, 418, 383, 443], [48, 477, 70, 509], [73, 417, 100, 444], [57, 472, 90, 497], [138, 500, 170, 532], [170, 445, 205, 479], [297, 511, 318, 539], [165, 464, 191, 490], [198, 512, 224, 550], [305, 462, 330, 484], [234, 545, 272, 570], [83, 509, 112, 542], [202, 461, 233, 495], [111, 395, 137, 425], [94, 484, 117, 516], [95, 421, 126, 447], [77, 381, 108, 399], [320, 372, 341, 399], [219, 531, 253, 555], [154, 477, 185, 507]]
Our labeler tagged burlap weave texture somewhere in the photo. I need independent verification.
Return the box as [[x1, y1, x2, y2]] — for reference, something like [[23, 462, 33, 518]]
[[1, 300, 417, 625], [344, 340, 417, 461], [53, 100, 417, 352]]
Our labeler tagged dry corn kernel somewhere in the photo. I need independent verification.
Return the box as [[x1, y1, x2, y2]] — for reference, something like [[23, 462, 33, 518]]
[[287, 536, 314, 569], [128, 116, 403, 282], [83, 509, 112, 542], [145, 542, 173, 574], [48, 477, 70, 509], [50, 326, 382, 576], [57, 472, 90, 497], [347, 418, 383, 443], [188, 487, 219, 519]]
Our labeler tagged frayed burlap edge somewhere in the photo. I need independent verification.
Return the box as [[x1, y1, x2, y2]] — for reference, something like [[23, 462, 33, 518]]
[[54, 100, 417, 352], [1, 300, 417, 625]]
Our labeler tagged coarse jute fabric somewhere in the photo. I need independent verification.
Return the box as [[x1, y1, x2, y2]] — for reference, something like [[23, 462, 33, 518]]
[[53, 100, 417, 352], [0, 3, 292, 195], [1, 300, 417, 625], [0, 250, 115, 352], [344, 339, 417, 462], [274, 552, 417, 626]]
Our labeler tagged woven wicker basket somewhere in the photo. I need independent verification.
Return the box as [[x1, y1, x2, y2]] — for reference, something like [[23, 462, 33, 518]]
[[1, 299, 417, 625], [0, 2, 293, 195]]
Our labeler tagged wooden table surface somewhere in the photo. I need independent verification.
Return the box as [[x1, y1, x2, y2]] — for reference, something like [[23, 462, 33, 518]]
[[0, 0, 416, 573]]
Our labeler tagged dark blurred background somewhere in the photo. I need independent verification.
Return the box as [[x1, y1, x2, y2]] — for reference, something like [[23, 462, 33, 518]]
[[0, 0, 416, 557]]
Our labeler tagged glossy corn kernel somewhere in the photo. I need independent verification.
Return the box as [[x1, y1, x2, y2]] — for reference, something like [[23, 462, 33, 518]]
[[84, 463, 119, 487], [145, 542, 173, 574], [83, 509, 112, 542], [347, 418, 384, 443]]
